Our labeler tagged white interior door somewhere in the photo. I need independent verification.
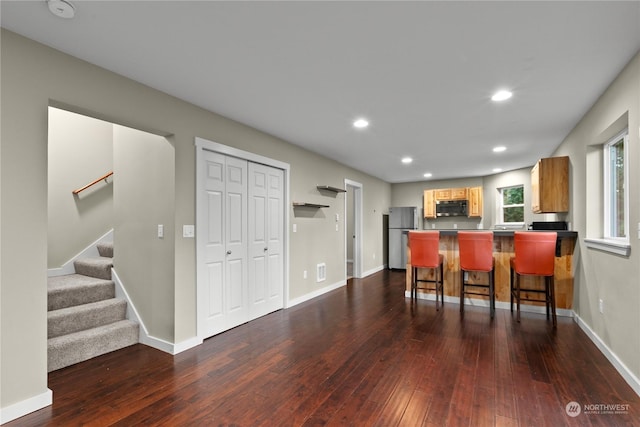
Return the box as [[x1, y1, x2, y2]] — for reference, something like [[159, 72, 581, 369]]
[[248, 163, 284, 318], [224, 156, 248, 329], [199, 151, 248, 337]]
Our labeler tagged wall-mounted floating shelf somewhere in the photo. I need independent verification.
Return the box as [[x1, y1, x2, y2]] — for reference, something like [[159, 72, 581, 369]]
[[316, 185, 346, 193], [293, 202, 330, 208]]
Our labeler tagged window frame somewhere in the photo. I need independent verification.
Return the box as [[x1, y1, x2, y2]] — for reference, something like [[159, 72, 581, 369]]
[[602, 129, 629, 243], [497, 184, 525, 226]]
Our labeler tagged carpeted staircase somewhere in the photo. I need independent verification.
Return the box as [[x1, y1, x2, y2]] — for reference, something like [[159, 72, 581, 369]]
[[47, 242, 139, 372]]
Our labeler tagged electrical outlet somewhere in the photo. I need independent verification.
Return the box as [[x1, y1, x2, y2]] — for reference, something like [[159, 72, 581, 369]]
[[599, 299, 604, 314], [303, 270, 307, 279]]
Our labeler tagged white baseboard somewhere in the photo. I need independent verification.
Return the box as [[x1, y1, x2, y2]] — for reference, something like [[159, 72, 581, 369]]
[[574, 314, 640, 397], [0, 388, 52, 425], [287, 279, 347, 308], [361, 264, 385, 278], [48, 229, 113, 277], [112, 268, 203, 355], [286, 265, 387, 308], [173, 336, 204, 354]]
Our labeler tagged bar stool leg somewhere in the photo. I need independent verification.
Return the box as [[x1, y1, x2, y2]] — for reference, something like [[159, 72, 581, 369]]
[[489, 270, 496, 319], [411, 267, 416, 300], [459, 269, 465, 314], [435, 265, 440, 311], [549, 276, 557, 327], [510, 267, 514, 313], [440, 262, 444, 308], [516, 272, 521, 322], [545, 277, 550, 320]]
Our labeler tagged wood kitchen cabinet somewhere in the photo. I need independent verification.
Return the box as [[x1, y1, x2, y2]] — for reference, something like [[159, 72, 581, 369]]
[[450, 187, 468, 200], [424, 190, 436, 218], [434, 187, 467, 201], [531, 156, 569, 213], [467, 186, 483, 217], [434, 189, 451, 201]]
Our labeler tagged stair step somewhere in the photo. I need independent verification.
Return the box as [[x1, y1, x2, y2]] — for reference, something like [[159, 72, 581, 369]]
[[97, 241, 113, 258], [48, 298, 127, 338], [48, 274, 115, 311], [74, 257, 113, 280], [48, 320, 139, 372]]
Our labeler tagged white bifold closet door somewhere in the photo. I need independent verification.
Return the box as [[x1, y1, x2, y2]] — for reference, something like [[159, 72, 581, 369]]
[[200, 150, 284, 339], [247, 162, 284, 320]]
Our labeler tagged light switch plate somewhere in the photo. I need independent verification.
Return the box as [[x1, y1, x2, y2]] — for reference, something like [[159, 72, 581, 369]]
[[183, 225, 195, 238]]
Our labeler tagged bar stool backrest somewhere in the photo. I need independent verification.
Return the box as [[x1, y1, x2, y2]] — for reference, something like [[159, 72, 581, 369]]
[[458, 231, 494, 272], [408, 231, 440, 269], [513, 231, 557, 276]]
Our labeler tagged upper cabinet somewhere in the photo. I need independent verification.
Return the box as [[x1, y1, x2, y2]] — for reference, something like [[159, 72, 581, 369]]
[[467, 186, 483, 218], [423, 187, 482, 218], [424, 190, 436, 218], [434, 187, 467, 201], [531, 156, 569, 213], [434, 189, 450, 201]]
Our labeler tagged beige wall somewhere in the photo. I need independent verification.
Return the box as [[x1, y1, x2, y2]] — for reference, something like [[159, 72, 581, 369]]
[[113, 126, 175, 342], [0, 29, 390, 411], [554, 52, 640, 380], [48, 108, 114, 268]]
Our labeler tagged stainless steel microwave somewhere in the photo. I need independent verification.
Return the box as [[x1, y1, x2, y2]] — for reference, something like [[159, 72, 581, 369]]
[[436, 200, 468, 217]]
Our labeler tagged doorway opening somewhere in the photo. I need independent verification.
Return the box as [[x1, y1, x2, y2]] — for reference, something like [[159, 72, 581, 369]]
[[344, 179, 363, 279]]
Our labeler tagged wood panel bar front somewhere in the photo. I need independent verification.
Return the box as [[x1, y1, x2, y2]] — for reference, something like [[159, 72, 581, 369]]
[[405, 231, 576, 309]]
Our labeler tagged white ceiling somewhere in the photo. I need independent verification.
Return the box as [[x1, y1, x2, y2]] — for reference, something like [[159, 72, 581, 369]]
[[2, 1, 639, 183]]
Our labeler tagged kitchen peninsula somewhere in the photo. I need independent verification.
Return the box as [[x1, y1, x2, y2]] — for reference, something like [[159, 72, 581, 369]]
[[405, 230, 578, 310]]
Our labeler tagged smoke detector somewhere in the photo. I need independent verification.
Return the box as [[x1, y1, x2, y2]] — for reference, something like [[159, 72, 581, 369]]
[[47, 0, 75, 19]]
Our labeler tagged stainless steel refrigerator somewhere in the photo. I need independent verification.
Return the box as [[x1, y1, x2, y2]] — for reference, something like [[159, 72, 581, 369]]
[[388, 206, 418, 269]]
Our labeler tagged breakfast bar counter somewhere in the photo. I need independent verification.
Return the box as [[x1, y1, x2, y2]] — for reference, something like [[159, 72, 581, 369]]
[[405, 230, 578, 309]]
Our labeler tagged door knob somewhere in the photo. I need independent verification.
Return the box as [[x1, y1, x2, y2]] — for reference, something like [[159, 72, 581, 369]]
[[264, 247, 268, 251], [226, 250, 232, 255]]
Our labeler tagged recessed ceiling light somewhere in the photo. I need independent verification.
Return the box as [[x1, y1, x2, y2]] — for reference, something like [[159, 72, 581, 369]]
[[493, 168, 503, 173], [491, 90, 512, 102], [401, 157, 413, 164], [47, 0, 75, 19], [423, 173, 433, 178], [353, 118, 369, 129], [493, 146, 507, 153]]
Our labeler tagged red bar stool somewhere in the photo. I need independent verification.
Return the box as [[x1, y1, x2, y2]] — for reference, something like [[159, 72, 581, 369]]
[[408, 231, 444, 309], [510, 231, 558, 326], [458, 231, 495, 318]]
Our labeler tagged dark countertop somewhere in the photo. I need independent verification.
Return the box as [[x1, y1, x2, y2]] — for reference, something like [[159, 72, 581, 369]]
[[403, 229, 578, 238]]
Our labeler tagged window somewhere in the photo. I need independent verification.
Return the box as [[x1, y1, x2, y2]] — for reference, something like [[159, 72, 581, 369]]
[[603, 129, 628, 241], [498, 185, 524, 224]]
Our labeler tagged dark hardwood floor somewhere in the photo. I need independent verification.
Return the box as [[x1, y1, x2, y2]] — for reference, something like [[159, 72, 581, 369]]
[[8, 270, 640, 426]]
